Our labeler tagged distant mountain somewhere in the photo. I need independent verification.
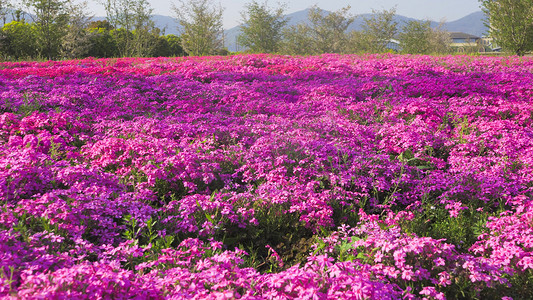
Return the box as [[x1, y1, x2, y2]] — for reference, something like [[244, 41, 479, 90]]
[[350, 13, 438, 32], [444, 11, 487, 37], [152, 15, 181, 35], [224, 9, 487, 52], [224, 26, 242, 52]]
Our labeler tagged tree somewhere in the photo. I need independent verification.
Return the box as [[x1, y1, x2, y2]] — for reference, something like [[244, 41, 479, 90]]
[[345, 30, 367, 53], [102, 0, 133, 57], [131, 0, 157, 57], [0, 0, 10, 26], [102, 0, 156, 57], [428, 21, 452, 54], [0, 0, 10, 54], [0, 21, 39, 60], [280, 23, 312, 55], [173, 0, 225, 56], [281, 6, 354, 55], [399, 20, 431, 54], [238, 1, 288, 53], [480, 0, 533, 56], [148, 34, 186, 57], [23, 0, 70, 60], [88, 20, 113, 31], [307, 5, 354, 54], [163, 34, 186, 56], [111, 27, 133, 56], [11, 9, 26, 22], [61, 0, 92, 59], [87, 21, 118, 58], [359, 7, 398, 53]]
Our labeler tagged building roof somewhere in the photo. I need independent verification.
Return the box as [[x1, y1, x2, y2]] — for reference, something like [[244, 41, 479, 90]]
[[450, 32, 480, 40]]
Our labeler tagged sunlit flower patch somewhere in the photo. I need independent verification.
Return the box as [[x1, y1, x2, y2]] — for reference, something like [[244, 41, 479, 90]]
[[1, 54, 533, 299]]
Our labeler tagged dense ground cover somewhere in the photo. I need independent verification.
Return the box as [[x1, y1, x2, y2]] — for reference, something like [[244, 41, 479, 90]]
[[1, 54, 533, 299]]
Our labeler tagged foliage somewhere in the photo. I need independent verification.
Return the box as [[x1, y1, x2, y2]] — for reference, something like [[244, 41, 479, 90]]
[[0, 21, 38, 60], [280, 6, 354, 55], [0, 6, 182, 60], [102, 0, 134, 33], [22, 0, 70, 60], [173, 0, 225, 56], [130, 0, 157, 57], [357, 7, 398, 53], [102, 0, 156, 57], [397, 20, 452, 55], [399, 19, 432, 54], [164, 34, 186, 56], [87, 27, 118, 58], [279, 23, 312, 55], [429, 21, 452, 54], [60, 1, 92, 59], [0, 0, 10, 26], [110, 27, 134, 57], [480, 0, 533, 56], [149, 34, 186, 57], [87, 19, 113, 31], [307, 5, 354, 54], [238, 0, 288, 53]]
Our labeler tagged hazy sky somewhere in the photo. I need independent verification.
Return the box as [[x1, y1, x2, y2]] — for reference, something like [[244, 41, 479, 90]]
[[84, 0, 482, 29]]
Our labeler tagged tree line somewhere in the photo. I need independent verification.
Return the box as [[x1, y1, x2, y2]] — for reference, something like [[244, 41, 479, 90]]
[[0, 0, 523, 61], [480, 0, 533, 56], [0, 0, 187, 60]]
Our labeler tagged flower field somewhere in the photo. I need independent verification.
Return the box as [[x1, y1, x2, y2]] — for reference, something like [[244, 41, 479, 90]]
[[1, 54, 533, 299]]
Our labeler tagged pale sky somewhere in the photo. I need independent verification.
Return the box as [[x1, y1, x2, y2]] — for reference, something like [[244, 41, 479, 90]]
[[84, 0, 482, 29]]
